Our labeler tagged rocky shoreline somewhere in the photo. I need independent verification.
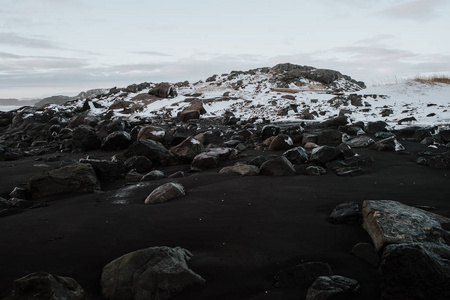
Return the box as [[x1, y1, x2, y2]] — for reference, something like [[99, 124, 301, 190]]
[[1, 64, 450, 299]]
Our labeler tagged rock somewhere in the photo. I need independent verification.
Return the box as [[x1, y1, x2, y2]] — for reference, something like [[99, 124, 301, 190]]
[[168, 171, 185, 178], [345, 136, 375, 148], [101, 246, 204, 300], [302, 133, 319, 145], [120, 154, 152, 174], [0, 145, 23, 161], [336, 142, 357, 158], [177, 110, 200, 122], [125, 170, 143, 181], [362, 200, 450, 251], [219, 164, 259, 176], [144, 182, 185, 204], [412, 127, 433, 141], [261, 125, 280, 140], [310, 146, 345, 165], [380, 242, 450, 300], [439, 130, 450, 143], [322, 116, 348, 128], [137, 125, 167, 143], [416, 157, 428, 166], [397, 117, 417, 125], [170, 136, 204, 163], [124, 140, 171, 166], [428, 151, 450, 169], [79, 159, 124, 181], [365, 121, 390, 134], [191, 152, 219, 170], [148, 82, 177, 98], [305, 166, 326, 176], [28, 163, 100, 198], [282, 146, 308, 165], [268, 134, 294, 151], [335, 166, 364, 176], [370, 136, 404, 152], [306, 275, 360, 300], [346, 126, 365, 136], [141, 170, 165, 181], [380, 108, 393, 117], [273, 262, 334, 288], [248, 155, 268, 168], [317, 129, 343, 146], [304, 142, 318, 149], [351, 242, 380, 267], [260, 156, 296, 176], [3, 272, 86, 300], [349, 93, 363, 106], [0, 197, 11, 208], [326, 155, 374, 170], [101, 131, 132, 151], [71, 125, 101, 151], [9, 187, 28, 199], [329, 201, 361, 225]]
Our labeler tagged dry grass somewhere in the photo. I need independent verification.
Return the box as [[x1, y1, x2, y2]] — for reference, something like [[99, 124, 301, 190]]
[[413, 74, 450, 85]]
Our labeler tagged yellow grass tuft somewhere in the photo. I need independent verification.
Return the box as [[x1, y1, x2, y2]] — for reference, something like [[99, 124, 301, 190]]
[[413, 74, 450, 85]]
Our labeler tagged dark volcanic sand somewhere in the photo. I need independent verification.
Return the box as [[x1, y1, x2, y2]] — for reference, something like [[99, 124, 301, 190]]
[[1, 140, 449, 299]]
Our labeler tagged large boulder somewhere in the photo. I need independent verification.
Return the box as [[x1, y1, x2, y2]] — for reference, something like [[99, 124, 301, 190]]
[[306, 275, 360, 300], [102, 131, 132, 151], [191, 152, 219, 169], [170, 137, 204, 163], [370, 136, 404, 152], [78, 159, 124, 181], [322, 116, 348, 128], [137, 126, 167, 143], [177, 110, 200, 122], [124, 156, 153, 174], [261, 125, 280, 140], [362, 200, 450, 251], [345, 136, 375, 148], [317, 129, 343, 146], [283, 146, 308, 165], [365, 121, 390, 134], [310, 146, 345, 165], [3, 272, 86, 300], [28, 163, 100, 198], [71, 125, 101, 151], [100, 246, 205, 300], [124, 140, 171, 166], [148, 82, 177, 98], [379, 243, 450, 300], [259, 156, 296, 176], [219, 164, 259, 176], [144, 182, 185, 204], [268, 134, 294, 151]]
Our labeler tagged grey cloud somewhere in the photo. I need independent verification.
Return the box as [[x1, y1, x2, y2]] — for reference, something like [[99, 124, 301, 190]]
[[380, 0, 446, 21], [0, 32, 61, 49]]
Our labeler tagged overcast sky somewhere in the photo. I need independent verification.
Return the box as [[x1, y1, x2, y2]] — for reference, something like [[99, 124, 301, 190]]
[[1, 0, 449, 98]]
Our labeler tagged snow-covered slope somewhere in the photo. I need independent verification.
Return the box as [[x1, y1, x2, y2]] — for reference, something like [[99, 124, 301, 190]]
[[37, 64, 450, 129]]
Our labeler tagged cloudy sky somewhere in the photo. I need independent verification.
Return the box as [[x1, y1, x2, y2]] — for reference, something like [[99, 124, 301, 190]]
[[1, 0, 449, 99]]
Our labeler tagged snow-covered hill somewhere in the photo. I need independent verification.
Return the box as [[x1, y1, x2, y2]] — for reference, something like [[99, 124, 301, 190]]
[[27, 63, 450, 128]]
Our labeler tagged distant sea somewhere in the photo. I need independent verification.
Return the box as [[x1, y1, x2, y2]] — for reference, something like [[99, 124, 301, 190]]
[[0, 105, 22, 112]]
